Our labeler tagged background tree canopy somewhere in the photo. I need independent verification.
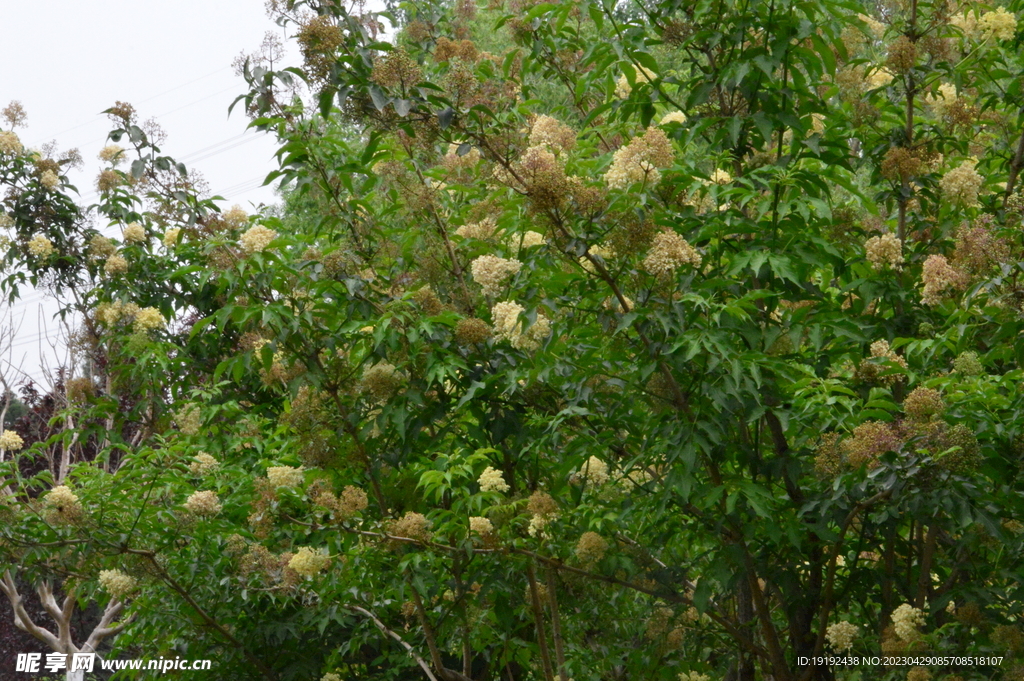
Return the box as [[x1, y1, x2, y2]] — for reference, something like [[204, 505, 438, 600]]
[[2, 0, 1024, 679]]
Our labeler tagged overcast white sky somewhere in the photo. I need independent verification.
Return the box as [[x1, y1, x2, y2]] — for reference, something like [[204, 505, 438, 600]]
[[1, 0, 295, 389]]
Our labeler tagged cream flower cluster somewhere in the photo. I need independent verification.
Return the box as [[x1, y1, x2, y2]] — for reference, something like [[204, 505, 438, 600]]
[[582, 455, 610, 485], [478, 466, 510, 493], [866, 66, 895, 89], [390, 511, 431, 541], [96, 300, 139, 327], [98, 569, 138, 600], [455, 218, 497, 240], [519, 231, 545, 249], [891, 603, 926, 641], [679, 673, 711, 681], [40, 170, 59, 190], [27, 235, 54, 258], [163, 228, 181, 247], [471, 255, 522, 296], [940, 158, 983, 206], [826, 621, 859, 652], [104, 255, 128, 275], [979, 7, 1017, 40], [441, 143, 481, 173], [267, 465, 305, 488], [240, 225, 277, 253], [920, 254, 967, 306], [176, 403, 201, 435], [98, 144, 125, 165], [575, 531, 608, 563], [956, 7, 1018, 40], [528, 115, 576, 153], [859, 13, 886, 37], [490, 301, 551, 351], [615, 65, 657, 99], [44, 486, 82, 523], [580, 243, 615, 273], [604, 127, 675, 189], [709, 169, 732, 185], [184, 490, 222, 517], [0, 430, 24, 451], [868, 340, 909, 384], [133, 307, 165, 333], [0, 131, 23, 155], [660, 111, 688, 126], [122, 222, 146, 244], [190, 452, 220, 475], [923, 83, 958, 118], [643, 230, 702, 276], [864, 232, 903, 270], [288, 547, 330, 577], [469, 516, 493, 535]]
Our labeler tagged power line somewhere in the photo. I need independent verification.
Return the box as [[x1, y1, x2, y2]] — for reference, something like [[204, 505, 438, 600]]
[[28, 66, 234, 147]]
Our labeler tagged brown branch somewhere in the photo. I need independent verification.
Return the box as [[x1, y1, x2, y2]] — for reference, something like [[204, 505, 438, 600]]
[[798, 489, 893, 681], [526, 563, 556, 681], [348, 604, 439, 681], [407, 580, 474, 681], [545, 567, 568, 681], [125, 550, 277, 681], [915, 524, 938, 608]]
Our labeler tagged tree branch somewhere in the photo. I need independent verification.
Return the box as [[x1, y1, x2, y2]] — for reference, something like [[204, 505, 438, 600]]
[[348, 604, 439, 681]]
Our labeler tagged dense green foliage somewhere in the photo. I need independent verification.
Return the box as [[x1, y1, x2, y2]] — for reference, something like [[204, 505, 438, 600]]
[[2, 0, 1024, 679]]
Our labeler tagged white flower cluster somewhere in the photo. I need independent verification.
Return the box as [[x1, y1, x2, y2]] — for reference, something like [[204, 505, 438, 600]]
[[288, 547, 330, 577], [104, 255, 128, 275], [98, 144, 125, 165], [98, 569, 138, 600], [190, 452, 220, 476], [529, 115, 576, 153], [643, 230, 702, 276], [679, 673, 711, 681], [0, 430, 24, 451], [469, 516, 493, 535], [267, 465, 305, 488], [940, 158, 983, 207], [456, 218, 497, 240], [519, 231, 545, 249], [615, 65, 657, 99], [0, 131, 23, 155], [471, 255, 522, 296], [40, 170, 59, 190], [660, 111, 688, 126], [123, 222, 146, 244], [240, 225, 277, 253], [490, 301, 551, 351], [478, 466, 509, 493], [133, 307, 165, 333], [826, 621, 859, 652], [923, 83, 958, 118], [604, 127, 674, 189], [580, 456, 610, 486], [891, 603, 926, 641], [580, 244, 615, 273], [956, 7, 1017, 41], [184, 490, 222, 517], [27, 235, 54, 258], [979, 7, 1017, 40], [864, 232, 903, 271], [866, 66, 895, 90]]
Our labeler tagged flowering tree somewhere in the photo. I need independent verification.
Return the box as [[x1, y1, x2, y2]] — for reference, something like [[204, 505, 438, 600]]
[[2, 0, 1024, 680]]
